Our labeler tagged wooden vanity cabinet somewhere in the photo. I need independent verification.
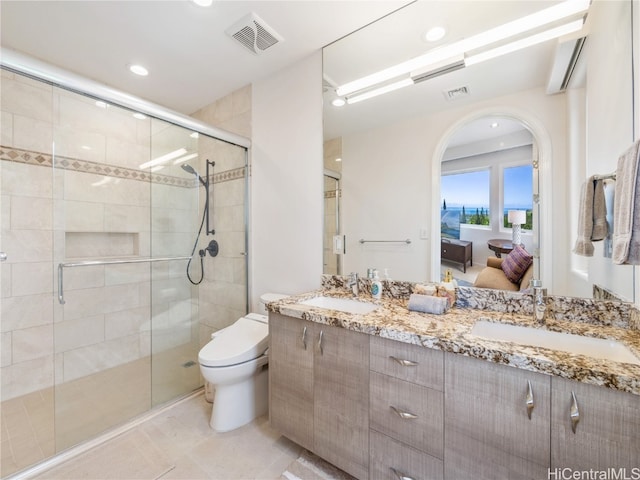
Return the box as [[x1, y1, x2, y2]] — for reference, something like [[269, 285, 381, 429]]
[[551, 377, 640, 470], [444, 353, 551, 480], [268, 313, 369, 479], [369, 336, 445, 480], [269, 313, 314, 450]]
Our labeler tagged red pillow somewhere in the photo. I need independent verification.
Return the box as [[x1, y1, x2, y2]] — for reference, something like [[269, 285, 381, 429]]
[[501, 245, 533, 284]]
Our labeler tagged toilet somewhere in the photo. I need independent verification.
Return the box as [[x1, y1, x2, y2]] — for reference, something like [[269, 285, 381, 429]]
[[198, 293, 287, 432]]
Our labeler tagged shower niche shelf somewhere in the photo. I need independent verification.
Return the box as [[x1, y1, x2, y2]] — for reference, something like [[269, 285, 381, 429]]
[[64, 231, 140, 259]]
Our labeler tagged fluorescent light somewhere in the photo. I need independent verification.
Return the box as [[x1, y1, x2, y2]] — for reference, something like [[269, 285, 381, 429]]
[[150, 166, 165, 173], [336, 0, 590, 97], [465, 19, 585, 66], [139, 148, 187, 170], [172, 153, 199, 165], [346, 78, 413, 105]]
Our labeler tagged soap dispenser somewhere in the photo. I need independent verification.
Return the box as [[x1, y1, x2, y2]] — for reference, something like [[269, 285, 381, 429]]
[[371, 270, 382, 300]]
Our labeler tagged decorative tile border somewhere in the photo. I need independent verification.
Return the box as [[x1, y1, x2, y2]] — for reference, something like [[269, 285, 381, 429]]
[[324, 189, 341, 199], [0, 145, 245, 187]]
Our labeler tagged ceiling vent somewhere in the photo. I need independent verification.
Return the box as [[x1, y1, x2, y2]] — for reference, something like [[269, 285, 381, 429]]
[[225, 13, 283, 55], [443, 86, 470, 101]]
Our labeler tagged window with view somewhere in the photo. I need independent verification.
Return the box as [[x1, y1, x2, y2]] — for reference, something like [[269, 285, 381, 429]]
[[441, 169, 490, 239], [503, 164, 533, 229]]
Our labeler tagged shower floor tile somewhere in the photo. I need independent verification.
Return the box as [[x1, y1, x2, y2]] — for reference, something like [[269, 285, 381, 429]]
[[31, 393, 304, 480]]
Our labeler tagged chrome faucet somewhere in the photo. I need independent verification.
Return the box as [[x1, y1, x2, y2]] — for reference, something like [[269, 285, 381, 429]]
[[530, 279, 547, 324], [347, 272, 359, 296]]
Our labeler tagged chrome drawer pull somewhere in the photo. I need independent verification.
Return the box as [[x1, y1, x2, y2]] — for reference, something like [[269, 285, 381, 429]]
[[526, 380, 534, 420], [570, 391, 580, 434], [389, 355, 418, 367], [390, 467, 416, 480], [301, 326, 307, 350], [390, 405, 418, 420], [318, 330, 324, 355]]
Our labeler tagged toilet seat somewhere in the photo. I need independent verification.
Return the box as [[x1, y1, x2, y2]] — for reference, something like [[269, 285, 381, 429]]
[[198, 314, 269, 368]]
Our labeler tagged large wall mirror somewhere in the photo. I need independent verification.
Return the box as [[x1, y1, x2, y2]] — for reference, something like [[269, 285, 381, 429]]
[[322, 0, 637, 302]]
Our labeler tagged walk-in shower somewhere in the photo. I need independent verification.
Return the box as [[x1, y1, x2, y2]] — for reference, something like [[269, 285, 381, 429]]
[[0, 50, 250, 478]]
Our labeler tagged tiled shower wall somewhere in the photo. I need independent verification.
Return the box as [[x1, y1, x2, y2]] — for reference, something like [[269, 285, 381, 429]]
[[0, 69, 249, 402]]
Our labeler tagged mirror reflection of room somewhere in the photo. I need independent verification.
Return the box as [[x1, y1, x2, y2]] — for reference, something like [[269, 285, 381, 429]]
[[440, 116, 535, 288], [322, 0, 636, 302]]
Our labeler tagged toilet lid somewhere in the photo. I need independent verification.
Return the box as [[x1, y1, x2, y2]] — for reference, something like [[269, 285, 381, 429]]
[[199, 315, 269, 367]]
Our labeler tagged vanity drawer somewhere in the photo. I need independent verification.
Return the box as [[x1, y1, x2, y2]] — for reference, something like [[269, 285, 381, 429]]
[[370, 371, 444, 458], [370, 429, 443, 480], [370, 335, 443, 390]]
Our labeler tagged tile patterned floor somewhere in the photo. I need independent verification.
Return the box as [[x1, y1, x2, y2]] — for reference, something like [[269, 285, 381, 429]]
[[28, 393, 303, 480]]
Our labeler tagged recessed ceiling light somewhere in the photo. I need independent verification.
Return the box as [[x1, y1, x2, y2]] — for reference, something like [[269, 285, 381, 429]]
[[191, 0, 213, 6], [129, 64, 149, 76], [332, 98, 346, 107], [133, 113, 147, 120], [424, 26, 446, 42]]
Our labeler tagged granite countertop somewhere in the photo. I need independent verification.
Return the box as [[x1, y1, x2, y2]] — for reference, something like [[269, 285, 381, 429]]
[[267, 288, 640, 396]]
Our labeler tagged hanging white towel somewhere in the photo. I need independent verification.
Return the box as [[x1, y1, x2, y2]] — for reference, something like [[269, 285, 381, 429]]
[[612, 139, 640, 264], [574, 176, 608, 256]]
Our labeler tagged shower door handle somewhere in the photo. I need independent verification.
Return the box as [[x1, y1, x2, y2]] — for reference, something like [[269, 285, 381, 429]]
[[0, 252, 6, 262]]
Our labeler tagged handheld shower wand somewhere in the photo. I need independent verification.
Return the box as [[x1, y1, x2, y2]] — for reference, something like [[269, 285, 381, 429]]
[[182, 161, 218, 285], [181, 163, 207, 187]]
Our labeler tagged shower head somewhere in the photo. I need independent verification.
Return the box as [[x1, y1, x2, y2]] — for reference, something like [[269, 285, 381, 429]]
[[181, 163, 207, 187], [181, 163, 198, 176]]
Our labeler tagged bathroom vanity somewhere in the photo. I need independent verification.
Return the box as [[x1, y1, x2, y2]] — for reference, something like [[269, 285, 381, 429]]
[[267, 281, 640, 480]]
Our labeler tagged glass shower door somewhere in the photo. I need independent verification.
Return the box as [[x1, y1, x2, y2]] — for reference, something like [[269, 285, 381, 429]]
[[51, 88, 156, 450]]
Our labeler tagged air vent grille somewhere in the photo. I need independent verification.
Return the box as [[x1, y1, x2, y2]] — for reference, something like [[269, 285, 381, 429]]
[[226, 13, 283, 55], [443, 86, 470, 101]]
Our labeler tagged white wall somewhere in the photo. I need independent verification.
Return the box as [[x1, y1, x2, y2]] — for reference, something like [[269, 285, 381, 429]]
[[250, 52, 324, 311], [342, 87, 566, 286]]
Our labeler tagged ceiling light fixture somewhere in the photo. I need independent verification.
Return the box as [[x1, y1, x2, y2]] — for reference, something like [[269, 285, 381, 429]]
[[336, 0, 589, 98], [346, 78, 414, 105], [465, 19, 585, 66], [424, 26, 446, 42], [139, 148, 187, 170], [490, 122, 499, 128], [129, 64, 149, 76], [331, 98, 346, 107]]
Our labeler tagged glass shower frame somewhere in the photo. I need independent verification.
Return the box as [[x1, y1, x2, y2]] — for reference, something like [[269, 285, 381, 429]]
[[0, 61, 250, 477]]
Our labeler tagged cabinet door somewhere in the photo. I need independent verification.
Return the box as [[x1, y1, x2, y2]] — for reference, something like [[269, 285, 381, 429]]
[[551, 377, 640, 470], [314, 324, 369, 480], [269, 313, 314, 451], [444, 353, 551, 480]]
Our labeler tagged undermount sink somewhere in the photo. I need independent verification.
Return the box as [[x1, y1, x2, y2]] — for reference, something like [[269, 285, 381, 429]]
[[299, 296, 379, 315], [471, 320, 640, 366]]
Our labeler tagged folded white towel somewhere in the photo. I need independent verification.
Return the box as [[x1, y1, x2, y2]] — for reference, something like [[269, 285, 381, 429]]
[[408, 294, 449, 315], [613, 140, 640, 264]]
